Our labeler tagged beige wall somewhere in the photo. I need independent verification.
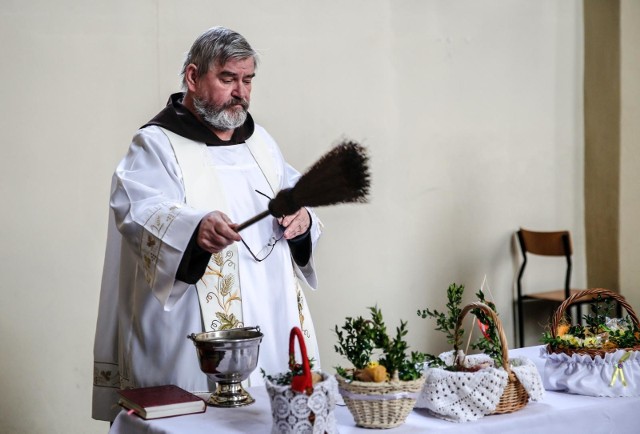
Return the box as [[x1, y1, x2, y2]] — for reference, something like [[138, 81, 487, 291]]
[[620, 0, 640, 308], [582, 0, 640, 314], [0, 1, 585, 433], [584, 0, 620, 291]]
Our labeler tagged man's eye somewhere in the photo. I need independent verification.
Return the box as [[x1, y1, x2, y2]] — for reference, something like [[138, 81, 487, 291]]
[[243, 79, 253, 85]]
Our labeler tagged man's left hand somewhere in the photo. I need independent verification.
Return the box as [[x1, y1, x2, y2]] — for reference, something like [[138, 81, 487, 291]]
[[279, 208, 310, 240]]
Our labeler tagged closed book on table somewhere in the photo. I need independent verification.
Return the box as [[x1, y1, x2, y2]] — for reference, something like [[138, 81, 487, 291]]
[[118, 384, 206, 419]]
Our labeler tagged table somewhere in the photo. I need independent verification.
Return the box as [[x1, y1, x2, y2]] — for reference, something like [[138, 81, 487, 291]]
[[110, 346, 640, 433]]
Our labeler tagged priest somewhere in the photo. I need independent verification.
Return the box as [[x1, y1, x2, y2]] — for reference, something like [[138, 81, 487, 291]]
[[92, 26, 322, 422]]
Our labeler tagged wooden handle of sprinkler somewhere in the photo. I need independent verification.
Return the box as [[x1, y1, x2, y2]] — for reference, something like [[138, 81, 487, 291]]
[[236, 210, 271, 232]]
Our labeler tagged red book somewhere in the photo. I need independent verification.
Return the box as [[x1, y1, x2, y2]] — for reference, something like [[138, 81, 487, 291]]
[[118, 385, 206, 420]]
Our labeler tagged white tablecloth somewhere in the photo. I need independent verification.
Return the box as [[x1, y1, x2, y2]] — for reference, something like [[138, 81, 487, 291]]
[[110, 346, 640, 433]]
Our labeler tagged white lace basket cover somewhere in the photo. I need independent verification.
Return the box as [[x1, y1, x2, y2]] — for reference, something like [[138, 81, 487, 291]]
[[415, 351, 544, 422], [265, 373, 339, 434], [542, 347, 640, 397]]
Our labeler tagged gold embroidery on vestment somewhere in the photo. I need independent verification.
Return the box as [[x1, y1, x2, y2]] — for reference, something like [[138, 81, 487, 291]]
[[140, 202, 184, 286], [201, 249, 243, 330]]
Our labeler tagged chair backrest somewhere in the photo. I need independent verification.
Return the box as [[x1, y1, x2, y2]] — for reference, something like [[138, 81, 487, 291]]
[[517, 229, 573, 257], [516, 228, 573, 298]]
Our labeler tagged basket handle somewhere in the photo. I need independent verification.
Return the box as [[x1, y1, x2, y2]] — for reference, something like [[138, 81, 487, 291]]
[[550, 288, 640, 338], [454, 302, 511, 374], [289, 326, 313, 393]]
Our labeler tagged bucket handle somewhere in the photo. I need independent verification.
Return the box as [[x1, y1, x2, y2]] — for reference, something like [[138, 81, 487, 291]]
[[289, 326, 313, 394]]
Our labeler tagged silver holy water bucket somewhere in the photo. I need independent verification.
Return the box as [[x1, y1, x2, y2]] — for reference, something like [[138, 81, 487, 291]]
[[187, 326, 263, 407]]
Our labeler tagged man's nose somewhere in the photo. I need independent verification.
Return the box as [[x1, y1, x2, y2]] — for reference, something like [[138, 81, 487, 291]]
[[232, 82, 249, 100]]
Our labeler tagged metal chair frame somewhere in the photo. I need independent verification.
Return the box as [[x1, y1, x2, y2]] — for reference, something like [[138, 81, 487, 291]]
[[516, 229, 578, 347]]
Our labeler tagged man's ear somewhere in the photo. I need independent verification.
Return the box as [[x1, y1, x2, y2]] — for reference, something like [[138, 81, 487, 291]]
[[184, 64, 199, 92]]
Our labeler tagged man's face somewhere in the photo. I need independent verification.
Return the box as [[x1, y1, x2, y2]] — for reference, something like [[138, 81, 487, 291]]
[[192, 57, 255, 131]]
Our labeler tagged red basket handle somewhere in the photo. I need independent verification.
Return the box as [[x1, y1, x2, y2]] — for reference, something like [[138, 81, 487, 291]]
[[289, 327, 313, 393]]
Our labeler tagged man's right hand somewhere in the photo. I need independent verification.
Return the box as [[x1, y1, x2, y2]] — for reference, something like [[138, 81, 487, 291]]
[[197, 211, 242, 253]]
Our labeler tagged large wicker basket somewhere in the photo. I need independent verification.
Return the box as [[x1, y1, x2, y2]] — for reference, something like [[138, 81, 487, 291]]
[[543, 288, 640, 397], [455, 302, 529, 414], [336, 374, 425, 429], [547, 288, 640, 358], [416, 302, 538, 422]]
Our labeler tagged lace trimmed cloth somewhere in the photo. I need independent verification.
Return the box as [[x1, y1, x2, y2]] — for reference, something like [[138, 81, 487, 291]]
[[415, 351, 543, 422], [542, 347, 640, 397], [265, 373, 339, 434]]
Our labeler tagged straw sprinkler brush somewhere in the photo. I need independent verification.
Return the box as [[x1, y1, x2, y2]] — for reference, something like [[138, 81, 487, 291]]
[[236, 140, 370, 231]]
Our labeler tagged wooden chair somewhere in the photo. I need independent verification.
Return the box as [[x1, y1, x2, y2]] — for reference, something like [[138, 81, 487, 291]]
[[515, 228, 587, 347]]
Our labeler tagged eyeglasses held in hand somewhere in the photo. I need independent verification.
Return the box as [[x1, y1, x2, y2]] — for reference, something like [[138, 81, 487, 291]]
[[240, 190, 284, 262]]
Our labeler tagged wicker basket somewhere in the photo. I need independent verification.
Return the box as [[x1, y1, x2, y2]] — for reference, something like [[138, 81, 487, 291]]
[[455, 302, 529, 414], [543, 288, 640, 397], [416, 302, 537, 422], [265, 327, 338, 434], [547, 288, 640, 358], [336, 374, 425, 429]]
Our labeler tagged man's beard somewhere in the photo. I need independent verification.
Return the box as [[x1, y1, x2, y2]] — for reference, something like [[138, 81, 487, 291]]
[[193, 96, 249, 131]]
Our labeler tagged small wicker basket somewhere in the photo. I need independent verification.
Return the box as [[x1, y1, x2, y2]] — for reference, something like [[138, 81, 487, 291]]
[[455, 302, 529, 414], [336, 374, 425, 429], [547, 288, 640, 358], [265, 327, 338, 434]]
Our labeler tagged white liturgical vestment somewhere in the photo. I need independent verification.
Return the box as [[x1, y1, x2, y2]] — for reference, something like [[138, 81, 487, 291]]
[[92, 124, 322, 421]]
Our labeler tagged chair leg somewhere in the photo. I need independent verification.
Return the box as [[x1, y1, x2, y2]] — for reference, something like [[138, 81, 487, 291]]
[[576, 303, 582, 325], [518, 298, 524, 348]]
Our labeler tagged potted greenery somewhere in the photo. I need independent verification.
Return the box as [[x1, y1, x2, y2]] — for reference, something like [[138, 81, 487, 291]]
[[333, 306, 426, 429]]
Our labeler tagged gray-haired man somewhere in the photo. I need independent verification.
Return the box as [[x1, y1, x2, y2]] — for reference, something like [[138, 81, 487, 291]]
[[92, 27, 322, 422]]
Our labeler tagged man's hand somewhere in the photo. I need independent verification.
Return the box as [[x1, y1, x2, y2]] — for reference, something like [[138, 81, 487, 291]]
[[197, 211, 242, 253], [278, 208, 311, 240]]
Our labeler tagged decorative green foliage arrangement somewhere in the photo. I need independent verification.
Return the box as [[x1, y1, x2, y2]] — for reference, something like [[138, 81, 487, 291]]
[[334, 306, 426, 382], [334, 311, 378, 371], [418, 283, 504, 369], [261, 358, 316, 386], [541, 295, 640, 350]]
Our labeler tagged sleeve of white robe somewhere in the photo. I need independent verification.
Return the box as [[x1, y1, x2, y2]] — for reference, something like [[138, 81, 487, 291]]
[[284, 161, 322, 289], [111, 127, 209, 310]]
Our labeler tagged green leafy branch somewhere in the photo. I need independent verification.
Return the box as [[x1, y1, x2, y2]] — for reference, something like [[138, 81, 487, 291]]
[[418, 283, 505, 369], [470, 289, 503, 368], [417, 283, 465, 349], [335, 306, 425, 381], [370, 307, 425, 381], [334, 312, 378, 370]]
